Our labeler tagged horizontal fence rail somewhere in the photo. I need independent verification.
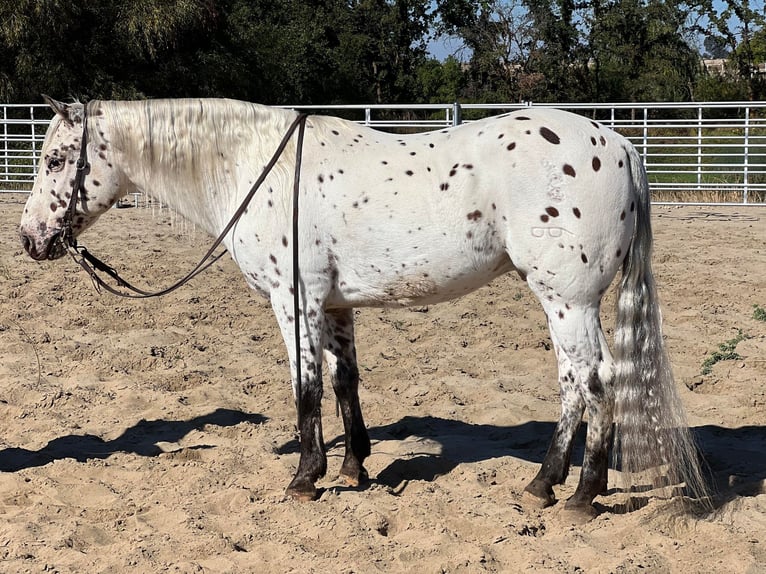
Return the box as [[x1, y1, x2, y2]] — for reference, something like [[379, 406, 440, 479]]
[[3, 101, 765, 205]]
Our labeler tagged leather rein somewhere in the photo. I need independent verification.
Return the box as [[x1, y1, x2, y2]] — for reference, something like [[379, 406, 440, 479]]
[[62, 102, 309, 299], [61, 102, 310, 423]]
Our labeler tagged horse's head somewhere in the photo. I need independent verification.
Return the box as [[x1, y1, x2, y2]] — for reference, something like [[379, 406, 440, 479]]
[[19, 96, 125, 261]]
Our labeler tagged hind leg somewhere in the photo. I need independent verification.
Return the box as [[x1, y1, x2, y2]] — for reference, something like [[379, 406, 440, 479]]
[[527, 300, 615, 518], [564, 324, 614, 515], [524, 330, 585, 507], [323, 309, 371, 487]]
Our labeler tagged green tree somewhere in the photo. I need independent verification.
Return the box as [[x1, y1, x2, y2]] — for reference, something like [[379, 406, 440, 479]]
[[416, 55, 466, 102], [523, 0, 587, 101], [456, 0, 542, 102], [586, 0, 702, 102], [698, 0, 766, 100], [0, 0, 217, 101], [0, 0, 460, 104]]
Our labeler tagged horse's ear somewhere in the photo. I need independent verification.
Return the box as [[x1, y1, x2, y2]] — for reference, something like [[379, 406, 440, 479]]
[[42, 95, 82, 126]]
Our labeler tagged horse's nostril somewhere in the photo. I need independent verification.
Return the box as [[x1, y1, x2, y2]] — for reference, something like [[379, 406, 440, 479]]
[[20, 232, 32, 253], [19, 230, 46, 260]]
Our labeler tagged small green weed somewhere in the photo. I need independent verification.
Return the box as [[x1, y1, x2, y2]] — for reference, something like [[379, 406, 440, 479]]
[[753, 304, 766, 322], [701, 330, 750, 375]]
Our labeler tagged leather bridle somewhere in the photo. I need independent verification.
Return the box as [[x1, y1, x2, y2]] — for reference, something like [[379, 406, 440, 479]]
[[61, 102, 309, 300], [59, 101, 310, 422]]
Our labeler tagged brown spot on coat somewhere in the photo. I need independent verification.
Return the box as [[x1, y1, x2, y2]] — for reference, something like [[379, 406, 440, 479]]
[[467, 210, 482, 221], [540, 127, 560, 144], [563, 164, 576, 177]]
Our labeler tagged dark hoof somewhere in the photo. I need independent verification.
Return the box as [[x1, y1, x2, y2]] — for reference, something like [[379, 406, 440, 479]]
[[524, 480, 557, 508], [286, 477, 318, 502], [339, 464, 369, 488], [562, 498, 599, 524]]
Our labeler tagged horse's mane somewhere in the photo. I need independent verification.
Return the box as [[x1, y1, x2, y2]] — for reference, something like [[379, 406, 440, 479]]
[[91, 98, 299, 232]]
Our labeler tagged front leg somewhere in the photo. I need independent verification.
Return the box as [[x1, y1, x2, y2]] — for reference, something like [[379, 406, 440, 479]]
[[287, 366, 327, 501], [324, 309, 370, 487], [271, 294, 328, 501]]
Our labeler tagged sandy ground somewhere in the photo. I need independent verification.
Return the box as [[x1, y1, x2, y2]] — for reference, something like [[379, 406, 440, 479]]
[[0, 195, 764, 573]]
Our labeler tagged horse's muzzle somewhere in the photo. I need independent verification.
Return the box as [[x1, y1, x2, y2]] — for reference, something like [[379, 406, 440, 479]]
[[19, 228, 66, 261]]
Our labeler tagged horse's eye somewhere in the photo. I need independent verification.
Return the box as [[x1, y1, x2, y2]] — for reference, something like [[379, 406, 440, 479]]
[[47, 157, 64, 172]]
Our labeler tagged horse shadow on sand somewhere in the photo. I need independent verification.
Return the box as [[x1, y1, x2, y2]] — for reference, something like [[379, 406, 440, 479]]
[[2, 408, 763, 508], [277, 416, 766, 507], [0, 408, 266, 473], [277, 416, 578, 486]]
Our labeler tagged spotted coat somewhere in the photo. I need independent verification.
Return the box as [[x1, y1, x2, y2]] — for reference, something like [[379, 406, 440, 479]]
[[20, 98, 703, 520]]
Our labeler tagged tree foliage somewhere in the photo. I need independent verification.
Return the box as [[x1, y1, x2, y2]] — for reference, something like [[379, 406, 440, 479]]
[[0, 0, 763, 104]]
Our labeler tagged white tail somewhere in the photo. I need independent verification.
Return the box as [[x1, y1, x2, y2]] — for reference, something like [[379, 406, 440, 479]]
[[613, 146, 709, 504]]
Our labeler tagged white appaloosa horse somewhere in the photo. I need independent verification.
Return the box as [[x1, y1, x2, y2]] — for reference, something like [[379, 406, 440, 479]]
[[19, 97, 707, 520]]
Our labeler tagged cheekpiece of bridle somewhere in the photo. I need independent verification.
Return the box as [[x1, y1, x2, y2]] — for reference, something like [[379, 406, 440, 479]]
[[60, 102, 91, 251]]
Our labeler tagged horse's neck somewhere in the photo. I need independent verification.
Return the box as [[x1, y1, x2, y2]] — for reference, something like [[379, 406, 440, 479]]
[[101, 100, 295, 236]]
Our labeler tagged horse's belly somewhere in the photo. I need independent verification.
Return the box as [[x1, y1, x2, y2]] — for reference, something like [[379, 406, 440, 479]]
[[326, 253, 515, 309]]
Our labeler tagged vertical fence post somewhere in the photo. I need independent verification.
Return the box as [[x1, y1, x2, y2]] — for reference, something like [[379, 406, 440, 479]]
[[642, 106, 648, 165], [2, 105, 7, 184], [30, 105, 38, 173], [743, 106, 750, 205], [697, 106, 703, 193], [452, 102, 462, 127]]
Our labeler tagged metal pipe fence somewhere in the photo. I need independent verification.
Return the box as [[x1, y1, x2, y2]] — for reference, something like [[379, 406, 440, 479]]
[[3, 101, 765, 205], [1, 104, 51, 194]]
